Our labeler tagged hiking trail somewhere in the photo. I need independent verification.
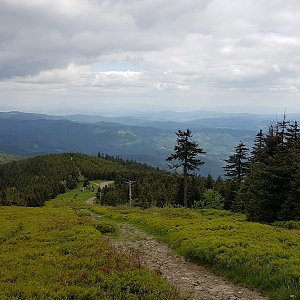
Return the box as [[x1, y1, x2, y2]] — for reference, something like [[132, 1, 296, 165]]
[[110, 222, 268, 300]]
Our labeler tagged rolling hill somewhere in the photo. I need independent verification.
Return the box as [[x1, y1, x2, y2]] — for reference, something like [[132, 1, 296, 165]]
[[0, 111, 271, 176]]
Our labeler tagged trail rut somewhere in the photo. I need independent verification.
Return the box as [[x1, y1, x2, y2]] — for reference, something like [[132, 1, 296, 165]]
[[110, 223, 268, 300]]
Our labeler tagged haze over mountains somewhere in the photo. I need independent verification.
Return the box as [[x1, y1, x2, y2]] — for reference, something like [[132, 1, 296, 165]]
[[1, 110, 299, 177]]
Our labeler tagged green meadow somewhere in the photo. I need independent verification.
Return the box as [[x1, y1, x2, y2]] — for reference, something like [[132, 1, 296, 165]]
[[0, 185, 175, 300], [92, 206, 300, 300], [1, 181, 299, 299]]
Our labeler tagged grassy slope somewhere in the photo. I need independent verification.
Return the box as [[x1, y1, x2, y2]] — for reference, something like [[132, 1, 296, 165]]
[[0, 184, 174, 300], [92, 206, 300, 300], [1, 177, 299, 299]]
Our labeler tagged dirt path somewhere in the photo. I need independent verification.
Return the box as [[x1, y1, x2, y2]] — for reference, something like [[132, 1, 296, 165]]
[[85, 181, 114, 205], [85, 196, 96, 205], [110, 223, 268, 300], [92, 181, 114, 189]]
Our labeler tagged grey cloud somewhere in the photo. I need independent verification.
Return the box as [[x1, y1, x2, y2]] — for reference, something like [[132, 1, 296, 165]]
[[1, 0, 300, 113]]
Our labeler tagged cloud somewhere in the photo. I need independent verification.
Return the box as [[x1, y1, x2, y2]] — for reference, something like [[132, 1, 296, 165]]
[[0, 0, 300, 113]]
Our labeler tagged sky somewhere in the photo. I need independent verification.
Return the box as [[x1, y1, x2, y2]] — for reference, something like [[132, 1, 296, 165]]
[[0, 0, 300, 115]]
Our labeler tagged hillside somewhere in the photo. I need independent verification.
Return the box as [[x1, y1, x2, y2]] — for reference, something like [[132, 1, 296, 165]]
[[0, 153, 204, 208], [0, 205, 173, 299], [0, 111, 261, 176], [94, 206, 300, 300], [0, 150, 299, 299]]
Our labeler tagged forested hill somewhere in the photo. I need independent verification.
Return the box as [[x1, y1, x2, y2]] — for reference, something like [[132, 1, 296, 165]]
[[0, 153, 208, 207], [0, 153, 141, 206]]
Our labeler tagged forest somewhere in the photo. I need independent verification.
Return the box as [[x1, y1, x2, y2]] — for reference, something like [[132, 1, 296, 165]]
[[0, 117, 299, 224], [222, 118, 300, 222]]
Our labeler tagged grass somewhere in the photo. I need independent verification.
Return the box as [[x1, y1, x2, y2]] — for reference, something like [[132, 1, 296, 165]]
[[0, 186, 179, 299], [46, 183, 97, 207], [91, 206, 300, 300], [273, 220, 300, 230], [3, 181, 299, 299]]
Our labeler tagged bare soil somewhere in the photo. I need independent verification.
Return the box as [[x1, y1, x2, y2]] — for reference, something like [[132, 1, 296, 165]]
[[110, 223, 268, 300]]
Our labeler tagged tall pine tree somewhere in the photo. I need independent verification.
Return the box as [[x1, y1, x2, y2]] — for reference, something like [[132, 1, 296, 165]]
[[243, 120, 300, 222], [167, 129, 205, 207]]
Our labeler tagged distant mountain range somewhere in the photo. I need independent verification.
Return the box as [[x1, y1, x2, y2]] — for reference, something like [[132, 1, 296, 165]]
[[0, 110, 298, 177]]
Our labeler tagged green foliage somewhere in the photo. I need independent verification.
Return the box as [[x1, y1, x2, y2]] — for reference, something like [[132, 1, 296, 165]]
[[196, 189, 224, 209], [273, 220, 300, 230], [223, 141, 250, 183], [95, 157, 208, 208], [0, 152, 211, 209], [0, 206, 173, 299], [77, 208, 92, 217], [241, 119, 300, 222], [167, 129, 205, 207], [0, 154, 79, 206], [166, 129, 205, 173], [47, 183, 96, 208], [0, 152, 138, 207], [223, 118, 300, 222], [93, 206, 300, 300], [95, 221, 117, 234]]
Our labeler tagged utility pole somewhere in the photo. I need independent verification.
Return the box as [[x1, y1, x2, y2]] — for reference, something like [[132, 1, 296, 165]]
[[126, 180, 136, 207]]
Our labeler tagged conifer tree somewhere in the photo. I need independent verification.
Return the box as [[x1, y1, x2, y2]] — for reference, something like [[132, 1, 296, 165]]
[[166, 129, 205, 207], [286, 121, 300, 144], [223, 141, 250, 184], [243, 119, 300, 222], [251, 129, 264, 161], [277, 114, 289, 147]]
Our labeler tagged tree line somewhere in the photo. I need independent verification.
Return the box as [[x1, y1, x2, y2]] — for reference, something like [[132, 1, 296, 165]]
[[0, 154, 78, 206], [222, 118, 300, 222], [159, 117, 299, 222], [0, 153, 130, 206], [0, 118, 299, 223]]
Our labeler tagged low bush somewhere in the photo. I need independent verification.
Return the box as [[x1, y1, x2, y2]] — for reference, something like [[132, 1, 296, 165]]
[[95, 221, 117, 234], [273, 220, 300, 230], [92, 206, 300, 300], [0, 206, 174, 299]]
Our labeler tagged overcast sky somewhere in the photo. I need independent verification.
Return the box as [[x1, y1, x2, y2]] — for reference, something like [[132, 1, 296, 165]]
[[0, 0, 300, 115]]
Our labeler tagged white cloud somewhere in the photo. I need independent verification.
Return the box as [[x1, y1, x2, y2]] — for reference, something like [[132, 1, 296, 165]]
[[0, 0, 300, 113], [92, 70, 144, 89], [16, 64, 89, 84]]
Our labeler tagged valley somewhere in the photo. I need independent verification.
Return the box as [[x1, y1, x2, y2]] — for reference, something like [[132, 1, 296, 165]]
[[0, 110, 272, 176]]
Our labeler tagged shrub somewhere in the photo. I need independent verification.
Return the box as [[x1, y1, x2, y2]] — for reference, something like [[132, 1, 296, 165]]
[[195, 189, 224, 209], [0, 206, 173, 299], [95, 221, 117, 234], [92, 206, 300, 300]]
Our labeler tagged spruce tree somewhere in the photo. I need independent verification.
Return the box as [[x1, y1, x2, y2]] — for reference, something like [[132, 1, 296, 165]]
[[243, 119, 300, 222], [223, 141, 250, 184], [277, 114, 289, 147], [251, 129, 264, 161], [286, 121, 300, 144], [166, 129, 205, 207]]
